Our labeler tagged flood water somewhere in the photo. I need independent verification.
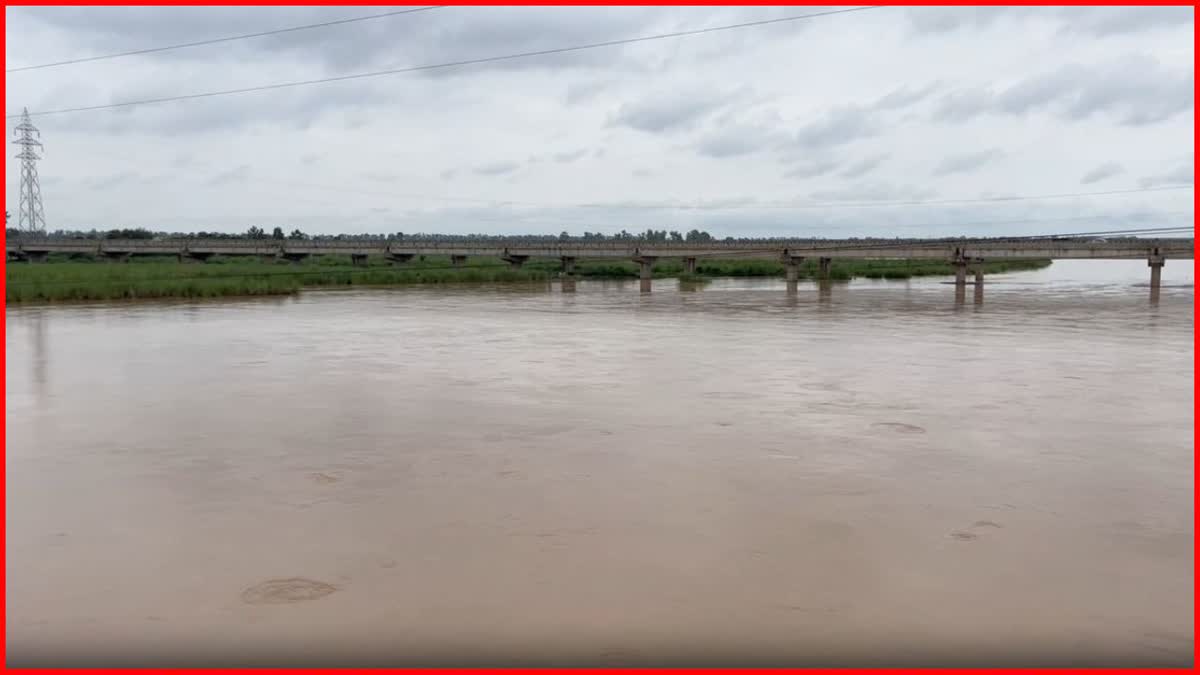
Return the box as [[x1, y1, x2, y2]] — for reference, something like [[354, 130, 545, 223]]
[[6, 260, 1195, 666]]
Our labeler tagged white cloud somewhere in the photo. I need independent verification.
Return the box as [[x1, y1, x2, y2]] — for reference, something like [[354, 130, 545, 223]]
[[932, 148, 1005, 176], [1080, 162, 1124, 185], [4, 6, 1194, 237]]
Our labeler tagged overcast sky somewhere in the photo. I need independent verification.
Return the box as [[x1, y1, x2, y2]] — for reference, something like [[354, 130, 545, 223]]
[[4, 5, 1195, 237]]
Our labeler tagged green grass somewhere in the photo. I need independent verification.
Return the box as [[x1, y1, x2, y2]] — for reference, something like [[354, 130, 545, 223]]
[[6, 255, 1053, 303]]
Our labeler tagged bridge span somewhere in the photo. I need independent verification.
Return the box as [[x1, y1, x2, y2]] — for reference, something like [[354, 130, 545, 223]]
[[7, 236, 1194, 296]]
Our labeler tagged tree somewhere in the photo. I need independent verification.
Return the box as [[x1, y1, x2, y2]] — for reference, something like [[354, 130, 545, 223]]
[[289, 229, 307, 240], [105, 228, 154, 240], [669, 230, 683, 242], [559, 231, 570, 241], [272, 226, 284, 240], [247, 226, 265, 239]]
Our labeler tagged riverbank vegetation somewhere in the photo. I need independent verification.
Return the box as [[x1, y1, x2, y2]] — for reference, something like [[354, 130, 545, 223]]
[[6, 256, 1052, 303]]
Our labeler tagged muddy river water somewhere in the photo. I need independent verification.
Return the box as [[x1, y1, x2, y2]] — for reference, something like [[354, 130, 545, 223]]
[[6, 260, 1194, 666]]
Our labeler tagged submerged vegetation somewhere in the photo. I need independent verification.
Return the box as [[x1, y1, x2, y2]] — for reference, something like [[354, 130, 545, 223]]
[[5, 255, 1052, 303]]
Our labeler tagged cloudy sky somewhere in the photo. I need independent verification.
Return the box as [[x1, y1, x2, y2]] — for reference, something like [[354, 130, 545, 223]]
[[4, 5, 1195, 237]]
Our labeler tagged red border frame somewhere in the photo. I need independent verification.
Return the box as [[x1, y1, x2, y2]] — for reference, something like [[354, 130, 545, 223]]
[[2, 1, 1196, 672]]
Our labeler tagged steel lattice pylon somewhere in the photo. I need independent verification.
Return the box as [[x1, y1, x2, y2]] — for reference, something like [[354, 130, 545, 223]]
[[13, 108, 47, 235]]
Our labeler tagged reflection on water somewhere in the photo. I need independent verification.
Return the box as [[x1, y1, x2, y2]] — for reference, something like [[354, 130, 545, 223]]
[[5, 261, 1195, 667]]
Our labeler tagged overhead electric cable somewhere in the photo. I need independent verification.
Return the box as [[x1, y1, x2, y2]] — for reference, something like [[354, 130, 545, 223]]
[[7, 6, 883, 118], [7, 6, 446, 72]]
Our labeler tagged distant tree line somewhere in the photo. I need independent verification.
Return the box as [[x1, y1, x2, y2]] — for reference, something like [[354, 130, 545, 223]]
[[21, 226, 729, 243], [8, 225, 1161, 244]]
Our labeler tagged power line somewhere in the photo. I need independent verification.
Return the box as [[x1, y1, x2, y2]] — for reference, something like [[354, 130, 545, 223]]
[[6, 6, 446, 73], [7, 6, 884, 119], [1025, 225, 1194, 239]]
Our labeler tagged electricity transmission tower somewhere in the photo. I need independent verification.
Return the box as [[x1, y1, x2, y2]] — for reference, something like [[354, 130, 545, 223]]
[[13, 108, 47, 235]]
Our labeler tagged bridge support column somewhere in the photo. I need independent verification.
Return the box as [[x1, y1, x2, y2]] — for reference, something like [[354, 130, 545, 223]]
[[561, 257, 577, 292], [954, 261, 968, 304], [973, 267, 984, 305], [501, 254, 528, 268], [281, 253, 309, 265], [351, 254, 369, 267], [818, 257, 832, 280], [784, 256, 804, 293], [450, 255, 468, 267], [25, 251, 48, 264], [818, 280, 832, 305], [386, 254, 413, 266], [683, 257, 697, 275], [1149, 253, 1165, 301], [101, 252, 132, 264], [634, 256, 656, 293]]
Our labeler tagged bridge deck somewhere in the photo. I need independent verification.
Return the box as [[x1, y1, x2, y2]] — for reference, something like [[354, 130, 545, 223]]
[[6, 237, 1195, 261]]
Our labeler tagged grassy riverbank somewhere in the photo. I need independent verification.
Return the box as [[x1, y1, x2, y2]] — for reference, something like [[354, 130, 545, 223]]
[[6, 256, 1052, 303]]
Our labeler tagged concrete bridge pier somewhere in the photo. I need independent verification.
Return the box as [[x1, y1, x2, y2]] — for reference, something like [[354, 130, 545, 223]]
[[783, 256, 804, 293], [954, 261, 968, 288], [1149, 252, 1165, 301], [101, 251, 132, 263], [450, 255, 468, 267], [952, 259, 969, 304], [24, 251, 48, 263], [683, 257, 697, 275], [386, 254, 414, 266], [634, 256, 656, 293], [950, 257, 969, 305], [561, 257, 577, 293], [1149, 253, 1164, 288], [281, 252, 309, 265], [974, 268, 984, 305], [350, 254, 369, 267], [501, 252, 528, 268], [818, 257, 832, 280]]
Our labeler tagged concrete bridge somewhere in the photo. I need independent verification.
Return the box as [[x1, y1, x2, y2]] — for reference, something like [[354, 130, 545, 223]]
[[6, 236, 1194, 296]]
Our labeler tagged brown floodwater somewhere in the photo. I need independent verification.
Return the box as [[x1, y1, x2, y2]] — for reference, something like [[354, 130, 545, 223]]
[[5, 261, 1195, 666]]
